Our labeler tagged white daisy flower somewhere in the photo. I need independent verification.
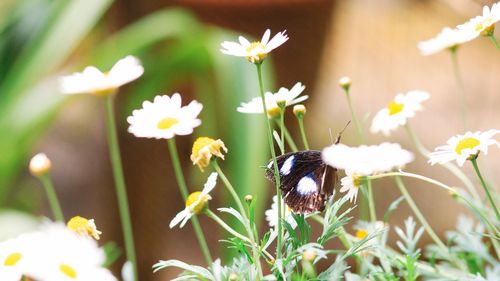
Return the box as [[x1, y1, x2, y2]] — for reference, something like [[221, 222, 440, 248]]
[[370, 90, 430, 136], [264, 195, 296, 229], [170, 172, 218, 228], [457, 2, 500, 39], [339, 170, 363, 203], [353, 220, 387, 256], [417, 27, 475, 56], [428, 130, 500, 167], [127, 93, 202, 139], [322, 143, 414, 176], [220, 29, 289, 63], [1, 223, 116, 281], [237, 82, 307, 118], [0, 234, 33, 281], [60, 56, 143, 95]]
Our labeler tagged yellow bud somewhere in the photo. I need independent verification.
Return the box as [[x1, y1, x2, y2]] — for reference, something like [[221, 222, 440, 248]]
[[229, 272, 238, 280], [29, 153, 52, 177], [302, 249, 316, 261]]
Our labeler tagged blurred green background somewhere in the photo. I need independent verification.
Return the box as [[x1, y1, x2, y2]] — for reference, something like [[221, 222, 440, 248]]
[[1, 0, 500, 280]]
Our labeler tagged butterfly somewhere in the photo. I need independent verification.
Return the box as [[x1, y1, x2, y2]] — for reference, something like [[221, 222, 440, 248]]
[[265, 150, 337, 214]]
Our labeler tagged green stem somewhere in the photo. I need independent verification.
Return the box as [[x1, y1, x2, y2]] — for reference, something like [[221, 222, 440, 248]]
[[344, 89, 364, 144], [211, 161, 262, 276], [394, 176, 447, 251], [404, 123, 480, 201], [297, 116, 310, 150], [470, 158, 500, 221], [488, 34, 500, 50], [104, 95, 137, 281], [450, 49, 468, 130], [366, 179, 376, 223], [39, 174, 64, 222], [206, 210, 251, 243], [279, 106, 285, 155], [167, 138, 212, 266], [275, 119, 299, 152], [256, 63, 282, 259]]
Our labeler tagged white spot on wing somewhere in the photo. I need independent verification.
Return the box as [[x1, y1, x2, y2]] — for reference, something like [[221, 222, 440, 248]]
[[267, 161, 273, 169], [296, 175, 317, 195], [280, 155, 295, 176]]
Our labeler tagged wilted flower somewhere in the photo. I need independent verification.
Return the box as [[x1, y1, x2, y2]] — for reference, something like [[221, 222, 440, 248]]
[[237, 82, 307, 118], [127, 94, 202, 139], [370, 90, 430, 136], [29, 153, 52, 177], [418, 27, 474, 55], [220, 29, 289, 63], [428, 130, 499, 167], [169, 173, 218, 228], [67, 216, 102, 240], [457, 2, 500, 39], [60, 56, 143, 95], [190, 137, 228, 171], [322, 143, 414, 176]]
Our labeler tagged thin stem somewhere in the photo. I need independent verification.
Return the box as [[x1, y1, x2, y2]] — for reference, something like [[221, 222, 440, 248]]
[[275, 119, 299, 152], [206, 210, 251, 243], [104, 95, 138, 281], [343, 89, 365, 144], [279, 106, 286, 154], [297, 116, 310, 150], [211, 161, 262, 275], [39, 174, 64, 222], [167, 138, 212, 266], [394, 176, 447, 250], [404, 123, 480, 200], [470, 158, 500, 221], [488, 34, 500, 50], [366, 179, 376, 223], [450, 49, 468, 130], [256, 63, 282, 259]]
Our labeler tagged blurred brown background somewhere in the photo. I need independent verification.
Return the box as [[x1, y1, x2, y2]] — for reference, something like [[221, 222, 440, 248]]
[[16, 0, 500, 280]]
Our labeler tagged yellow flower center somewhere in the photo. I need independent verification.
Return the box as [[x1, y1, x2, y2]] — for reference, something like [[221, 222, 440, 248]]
[[266, 106, 281, 118], [352, 174, 362, 188], [387, 101, 404, 116], [67, 216, 101, 240], [455, 137, 480, 155], [186, 191, 210, 214], [356, 229, 368, 239], [190, 137, 228, 171], [192, 137, 215, 156], [4, 252, 22, 266], [245, 42, 267, 63], [59, 263, 77, 279], [157, 117, 179, 130]]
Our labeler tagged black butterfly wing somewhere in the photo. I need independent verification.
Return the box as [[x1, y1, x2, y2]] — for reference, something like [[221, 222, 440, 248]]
[[265, 150, 337, 214]]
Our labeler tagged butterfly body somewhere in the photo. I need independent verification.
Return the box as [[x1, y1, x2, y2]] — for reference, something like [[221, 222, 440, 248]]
[[265, 150, 337, 214]]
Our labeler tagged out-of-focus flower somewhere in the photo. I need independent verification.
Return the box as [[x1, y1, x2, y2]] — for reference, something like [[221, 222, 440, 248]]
[[264, 195, 296, 229], [170, 173, 218, 228], [220, 29, 289, 63], [428, 130, 499, 167], [0, 235, 32, 281], [354, 220, 387, 256], [457, 2, 500, 39], [60, 56, 143, 95], [293, 104, 306, 118], [418, 27, 474, 55], [322, 143, 414, 176], [127, 94, 202, 139], [339, 170, 362, 203], [338, 76, 352, 91], [67, 216, 102, 240], [0, 223, 116, 281], [29, 153, 52, 177], [190, 137, 228, 172], [237, 82, 307, 118], [370, 90, 430, 136]]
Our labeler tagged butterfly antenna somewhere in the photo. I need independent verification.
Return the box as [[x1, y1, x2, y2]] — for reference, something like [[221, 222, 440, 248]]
[[334, 120, 351, 144]]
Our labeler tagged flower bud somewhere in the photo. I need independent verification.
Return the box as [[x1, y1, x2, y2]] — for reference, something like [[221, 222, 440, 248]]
[[293, 104, 306, 118], [229, 272, 238, 280], [29, 153, 52, 177], [338, 76, 351, 91], [244, 195, 253, 203], [302, 249, 316, 261]]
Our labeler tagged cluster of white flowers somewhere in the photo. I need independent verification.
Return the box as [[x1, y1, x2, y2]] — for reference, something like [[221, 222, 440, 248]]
[[0, 223, 115, 281], [418, 1, 500, 55]]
